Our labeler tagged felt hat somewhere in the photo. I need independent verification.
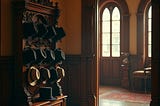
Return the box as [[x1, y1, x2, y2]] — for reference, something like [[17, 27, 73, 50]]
[[35, 23, 48, 37], [23, 47, 37, 65], [56, 66, 65, 82], [33, 14, 48, 38], [28, 66, 40, 86], [34, 48, 47, 64], [54, 48, 65, 64], [43, 25, 57, 39], [48, 66, 59, 84], [22, 22, 37, 38], [43, 48, 55, 64], [37, 87, 56, 101], [39, 67, 51, 84], [53, 27, 66, 42]]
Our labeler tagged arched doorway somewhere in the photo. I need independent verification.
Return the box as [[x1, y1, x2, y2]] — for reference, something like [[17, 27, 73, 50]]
[[98, 0, 129, 88]]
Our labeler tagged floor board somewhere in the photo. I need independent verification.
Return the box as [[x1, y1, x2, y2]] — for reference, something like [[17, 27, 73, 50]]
[[99, 86, 151, 106]]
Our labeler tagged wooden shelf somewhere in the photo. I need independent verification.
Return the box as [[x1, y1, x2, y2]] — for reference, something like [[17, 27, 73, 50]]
[[33, 96, 67, 106]]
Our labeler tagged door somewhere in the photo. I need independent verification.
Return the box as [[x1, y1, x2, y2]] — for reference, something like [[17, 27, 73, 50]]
[[100, 6, 121, 86]]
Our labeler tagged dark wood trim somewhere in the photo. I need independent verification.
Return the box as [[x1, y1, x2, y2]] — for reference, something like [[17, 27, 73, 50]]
[[63, 54, 97, 106], [25, 1, 55, 15], [151, 0, 160, 105], [0, 56, 15, 106], [81, 0, 98, 105], [62, 55, 81, 106], [137, 0, 151, 66], [98, 0, 130, 88]]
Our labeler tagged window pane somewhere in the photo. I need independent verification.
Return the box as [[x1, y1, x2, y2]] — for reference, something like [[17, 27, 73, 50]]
[[102, 8, 111, 57], [102, 8, 110, 21], [112, 21, 120, 32], [102, 33, 110, 44], [148, 6, 152, 58], [102, 21, 110, 32], [148, 32, 151, 44], [102, 6, 121, 58], [112, 33, 120, 44], [148, 6, 152, 18], [148, 19, 152, 31], [112, 7, 120, 20], [112, 7, 120, 57], [112, 44, 120, 57], [102, 45, 110, 57], [148, 45, 151, 57]]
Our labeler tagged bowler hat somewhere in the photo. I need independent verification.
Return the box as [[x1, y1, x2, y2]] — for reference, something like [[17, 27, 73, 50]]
[[48, 66, 58, 84], [43, 48, 55, 64], [27, 66, 40, 86], [23, 47, 37, 65], [23, 22, 37, 38], [54, 48, 65, 64], [53, 27, 66, 42], [36, 87, 56, 101], [43, 25, 56, 39], [39, 67, 51, 84], [33, 14, 48, 38], [34, 48, 47, 64]]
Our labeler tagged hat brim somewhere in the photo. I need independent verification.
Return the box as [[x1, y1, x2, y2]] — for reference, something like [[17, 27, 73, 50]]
[[28, 66, 40, 86], [39, 67, 51, 82], [35, 96, 56, 101]]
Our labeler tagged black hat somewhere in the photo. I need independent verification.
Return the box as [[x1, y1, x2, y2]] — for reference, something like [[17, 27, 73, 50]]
[[37, 87, 56, 101], [27, 66, 40, 86], [23, 47, 37, 65], [43, 25, 57, 39], [23, 22, 37, 38], [35, 14, 48, 25], [33, 14, 48, 38], [34, 23, 47, 37], [53, 27, 66, 42], [54, 48, 65, 64], [56, 66, 65, 82], [39, 67, 51, 84], [34, 48, 47, 64], [43, 48, 55, 64], [48, 66, 59, 84]]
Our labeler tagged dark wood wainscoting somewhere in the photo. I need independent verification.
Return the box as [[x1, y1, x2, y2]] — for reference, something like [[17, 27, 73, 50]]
[[100, 57, 121, 86], [62, 55, 96, 106], [0, 56, 15, 106]]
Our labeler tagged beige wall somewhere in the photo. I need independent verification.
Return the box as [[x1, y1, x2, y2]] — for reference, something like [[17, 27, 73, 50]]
[[1, 0, 141, 56], [126, 0, 140, 55], [57, 0, 81, 55], [61, 0, 141, 55]]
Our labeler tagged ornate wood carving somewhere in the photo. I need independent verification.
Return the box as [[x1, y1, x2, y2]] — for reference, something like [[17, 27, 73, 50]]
[[12, 0, 67, 105], [28, 0, 53, 7]]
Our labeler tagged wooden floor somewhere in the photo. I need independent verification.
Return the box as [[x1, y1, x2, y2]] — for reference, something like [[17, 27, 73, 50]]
[[99, 86, 151, 106]]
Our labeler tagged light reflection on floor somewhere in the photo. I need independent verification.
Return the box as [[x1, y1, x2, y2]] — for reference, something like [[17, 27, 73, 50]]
[[99, 86, 150, 106], [99, 99, 149, 106]]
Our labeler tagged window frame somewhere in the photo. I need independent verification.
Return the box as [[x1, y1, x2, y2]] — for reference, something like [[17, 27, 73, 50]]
[[145, 5, 152, 58], [99, 0, 130, 58], [137, 0, 151, 67], [101, 6, 121, 57]]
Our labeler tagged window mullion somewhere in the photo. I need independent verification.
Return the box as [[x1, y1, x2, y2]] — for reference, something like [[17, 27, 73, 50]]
[[110, 12, 112, 58]]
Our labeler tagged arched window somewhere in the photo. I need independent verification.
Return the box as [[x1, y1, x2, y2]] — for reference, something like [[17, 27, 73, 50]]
[[137, 0, 151, 66], [102, 6, 120, 57], [99, 0, 129, 86], [147, 6, 152, 57]]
